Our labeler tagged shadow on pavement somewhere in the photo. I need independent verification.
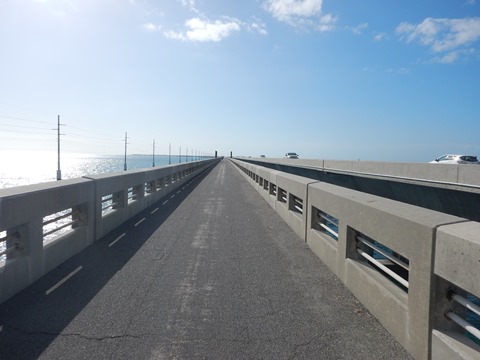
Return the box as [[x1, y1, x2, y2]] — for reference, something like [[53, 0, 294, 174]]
[[0, 163, 217, 360]]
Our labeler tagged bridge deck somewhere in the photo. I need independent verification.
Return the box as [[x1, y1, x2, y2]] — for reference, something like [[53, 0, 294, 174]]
[[0, 160, 412, 359]]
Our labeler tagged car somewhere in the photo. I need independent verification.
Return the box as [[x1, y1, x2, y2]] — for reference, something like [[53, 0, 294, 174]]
[[430, 154, 479, 164], [285, 152, 299, 159]]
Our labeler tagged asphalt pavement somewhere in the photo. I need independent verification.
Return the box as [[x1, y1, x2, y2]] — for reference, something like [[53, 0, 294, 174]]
[[0, 159, 413, 359]]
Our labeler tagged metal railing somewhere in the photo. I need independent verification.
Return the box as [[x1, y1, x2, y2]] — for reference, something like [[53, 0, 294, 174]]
[[356, 233, 409, 290], [270, 183, 277, 196], [127, 186, 141, 203], [278, 188, 287, 203], [0, 231, 20, 259], [312, 207, 339, 241], [43, 209, 81, 240], [290, 194, 303, 214], [263, 180, 269, 191], [446, 291, 480, 343], [101, 193, 121, 215]]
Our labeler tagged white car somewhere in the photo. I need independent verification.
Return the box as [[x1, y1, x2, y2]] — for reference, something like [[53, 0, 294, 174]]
[[430, 154, 479, 164], [285, 152, 299, 159]]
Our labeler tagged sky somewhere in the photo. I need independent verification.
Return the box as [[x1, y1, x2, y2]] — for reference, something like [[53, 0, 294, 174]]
[[0, 0, 479, 162]]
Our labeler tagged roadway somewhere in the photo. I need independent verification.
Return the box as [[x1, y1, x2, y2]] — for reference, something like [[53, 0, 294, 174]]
[[0, 159, 412, 359]]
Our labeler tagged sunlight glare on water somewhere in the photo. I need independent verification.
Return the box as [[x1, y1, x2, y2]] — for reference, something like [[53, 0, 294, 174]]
[[0, 150, 184, 189], [1, 150, 59, 188]]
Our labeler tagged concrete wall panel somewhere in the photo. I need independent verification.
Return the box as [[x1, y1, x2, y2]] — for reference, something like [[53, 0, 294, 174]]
[[435, 221, 480, 297]]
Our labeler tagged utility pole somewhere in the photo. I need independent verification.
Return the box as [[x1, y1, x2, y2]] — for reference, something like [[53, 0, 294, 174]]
[[53, 115, 65, 180], [124, 132, 128, 171], [152, 139, 155, 167]]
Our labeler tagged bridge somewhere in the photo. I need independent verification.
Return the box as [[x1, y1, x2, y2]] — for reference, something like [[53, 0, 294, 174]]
[[0, 158, 479, 359]]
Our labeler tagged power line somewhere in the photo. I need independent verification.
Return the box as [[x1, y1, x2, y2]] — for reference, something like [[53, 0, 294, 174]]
[[0, 129, 54, 135], [0, 114, 51, 124], [0, 123, 51, 131]]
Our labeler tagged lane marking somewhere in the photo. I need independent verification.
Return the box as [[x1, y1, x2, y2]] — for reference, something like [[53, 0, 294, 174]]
[[170, 194, 175, 199], [135, 218, 146, 227], [46, 266, 83, 295], [162, 200, 168, 205], [151, 207, 159, 214], [109, 233, 126, 247]]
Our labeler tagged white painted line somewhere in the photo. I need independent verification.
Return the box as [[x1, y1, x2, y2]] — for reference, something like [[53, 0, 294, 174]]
[[109, 233, 126, 247], [170, 194, 175, 199], [135, 218, 146, 227], [151, 207, 159, 214], [177, 190, 181, 194], [162, 200, 168, 205], [46, 266, 83, 295]]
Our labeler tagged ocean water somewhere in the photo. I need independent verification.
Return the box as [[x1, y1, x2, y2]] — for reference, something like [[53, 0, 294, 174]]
[[0, 151, 197, 189]]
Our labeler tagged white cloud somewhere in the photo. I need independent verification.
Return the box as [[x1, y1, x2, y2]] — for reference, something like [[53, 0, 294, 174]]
[[164, 30, 187, 41], [348, 22, 368, 35], [263, 0, 336, 31], [374, 32, 388, 41], [177, 0, 198, 13], [164, 17, 241, 42], [396, 17, 480, 62], [432, 48, 475, 64], [264, 0, 322, 20], [178, 0, 195, 7], [142, 23, 162, 32], [317, 13, 337, 32], [247, 18, 268, 35]]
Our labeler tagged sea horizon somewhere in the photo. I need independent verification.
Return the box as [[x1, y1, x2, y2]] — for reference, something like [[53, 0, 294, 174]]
[[0, 151, 203, 189]]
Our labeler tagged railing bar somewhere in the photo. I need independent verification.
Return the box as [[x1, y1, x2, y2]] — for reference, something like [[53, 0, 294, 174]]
[[319, 223, 338, 238], [43, 209, 79, 226], [43, 211, 74, 226], [0, 245, 18, 256], [357, 248, 409, 289], [0, 235, 17, 243], [452, 293, 480, 317], [293, 205, 303, 213], [318, 214, 338, 228], [43, 219, 79, 237], [445, 311, 480, 341], [318, 213, 339, 226], [102, 203, 115, 210], [357, 235, 409, 271]]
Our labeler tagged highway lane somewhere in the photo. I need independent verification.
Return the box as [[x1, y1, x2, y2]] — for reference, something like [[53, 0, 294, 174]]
[[0, 159, 412, 359]]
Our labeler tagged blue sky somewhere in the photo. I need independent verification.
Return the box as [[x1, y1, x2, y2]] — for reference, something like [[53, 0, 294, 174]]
[[0, 0, 479, 162]]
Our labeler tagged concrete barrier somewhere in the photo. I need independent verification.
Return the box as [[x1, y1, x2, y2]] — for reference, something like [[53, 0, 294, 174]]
[[230, 158, 480, 360], [0, 159, 219, 304], [432, 222, 480, 360], [244, 157, 480, 188]]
